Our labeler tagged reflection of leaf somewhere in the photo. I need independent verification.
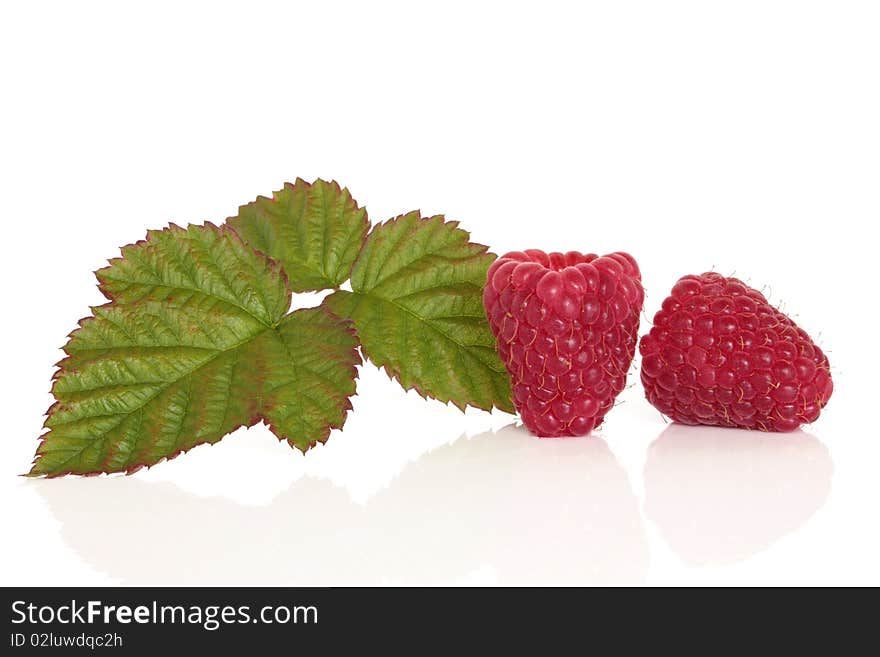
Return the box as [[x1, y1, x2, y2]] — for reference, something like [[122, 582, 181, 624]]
[[227, 178, 369, 292], [325, 212, 513, 413], [35, 426, 648, 585], [32, 224, 360, 476]]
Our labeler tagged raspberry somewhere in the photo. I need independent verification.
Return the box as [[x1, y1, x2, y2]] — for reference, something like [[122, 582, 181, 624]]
[[639, 272, 833, 432], [483, 250, 644, 436]]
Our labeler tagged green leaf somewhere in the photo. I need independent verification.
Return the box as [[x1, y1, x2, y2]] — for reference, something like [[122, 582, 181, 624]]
[[227, 178, 369, 293], [32, 224, 360, 476], [324, 211, 513, 413], [256, 308, 360, 451]]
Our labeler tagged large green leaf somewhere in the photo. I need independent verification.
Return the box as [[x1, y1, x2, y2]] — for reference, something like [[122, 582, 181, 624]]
[[32, 224, 359, 476], [227, 178, 369, 292], [324, 211, 513, 413]]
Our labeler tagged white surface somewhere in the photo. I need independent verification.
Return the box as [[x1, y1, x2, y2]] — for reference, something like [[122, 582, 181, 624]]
[[1, 1, 878, 586]]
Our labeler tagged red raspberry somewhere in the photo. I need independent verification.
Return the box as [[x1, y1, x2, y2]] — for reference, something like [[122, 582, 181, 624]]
[[639, 272, 833, 432], [483, 250, 644, 437]]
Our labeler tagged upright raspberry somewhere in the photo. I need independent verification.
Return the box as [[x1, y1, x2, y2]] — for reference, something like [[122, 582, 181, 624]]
[[640, 272, 833, 431], [484, 250, 643, 437]]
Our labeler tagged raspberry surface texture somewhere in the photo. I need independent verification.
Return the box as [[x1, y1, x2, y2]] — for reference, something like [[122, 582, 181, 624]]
[[483, 250, 643, 437], [640, 272, 833, 432]]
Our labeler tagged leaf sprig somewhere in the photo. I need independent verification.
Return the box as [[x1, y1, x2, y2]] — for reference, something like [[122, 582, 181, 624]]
[[32, 179, 512, 476]]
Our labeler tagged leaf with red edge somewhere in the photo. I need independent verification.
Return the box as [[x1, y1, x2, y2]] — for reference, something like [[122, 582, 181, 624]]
[[324, 211, 513, 413], [31, 224, 360, 476], [227, 178, 369, 293]]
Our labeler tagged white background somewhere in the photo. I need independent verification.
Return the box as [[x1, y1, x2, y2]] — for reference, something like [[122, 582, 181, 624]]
[[1, 1, 878, 586]]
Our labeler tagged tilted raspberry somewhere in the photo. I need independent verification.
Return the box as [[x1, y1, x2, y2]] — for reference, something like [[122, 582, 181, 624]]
[[483, 250, 644, 437], [639, 272, 833, 432]]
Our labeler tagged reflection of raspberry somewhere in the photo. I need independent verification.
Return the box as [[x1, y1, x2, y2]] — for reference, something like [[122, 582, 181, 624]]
[[640, 272, 833, 432], [483, 250, 643, 437]]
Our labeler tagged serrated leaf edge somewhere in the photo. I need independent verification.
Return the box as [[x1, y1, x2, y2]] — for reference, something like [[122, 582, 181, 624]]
[[262, 307, 362, 452], [96, 221, 291, 324], [226, 178, 370, 293], [32, 309, 361, 477], [332, 210, 513, 415], [30, 223, 361, 477]]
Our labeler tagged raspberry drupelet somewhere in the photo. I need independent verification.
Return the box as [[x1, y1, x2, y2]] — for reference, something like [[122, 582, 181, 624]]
[[639, 272, 833, 431], [484, 250, 644, 437]]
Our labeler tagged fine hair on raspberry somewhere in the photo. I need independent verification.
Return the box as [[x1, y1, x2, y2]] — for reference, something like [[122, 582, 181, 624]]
[[639, 272, 833, 432], [483, 249, 644, 437]]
